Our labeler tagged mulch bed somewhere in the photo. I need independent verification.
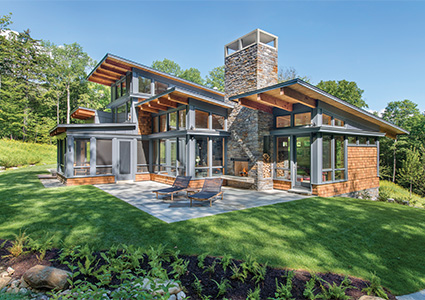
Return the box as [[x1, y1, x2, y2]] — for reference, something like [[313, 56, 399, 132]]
[[0, 239, 395, 299]]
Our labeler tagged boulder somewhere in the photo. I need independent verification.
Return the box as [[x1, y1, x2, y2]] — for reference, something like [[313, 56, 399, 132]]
[[7, 267, 14, 275], [23, 265, 71, 290], [358, 296, 386, 300], [0, 277, 11, 290]]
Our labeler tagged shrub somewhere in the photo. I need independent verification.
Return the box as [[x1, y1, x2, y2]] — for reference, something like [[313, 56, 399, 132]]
[[0, 139, 56, 168]]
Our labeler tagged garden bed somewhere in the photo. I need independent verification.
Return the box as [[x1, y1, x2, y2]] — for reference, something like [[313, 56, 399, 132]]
[[0, 239, 395, 299]]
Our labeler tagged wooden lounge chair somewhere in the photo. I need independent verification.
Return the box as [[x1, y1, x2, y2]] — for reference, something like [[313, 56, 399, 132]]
[[188, 178, 223, 207], [152, 176, 192, 201]]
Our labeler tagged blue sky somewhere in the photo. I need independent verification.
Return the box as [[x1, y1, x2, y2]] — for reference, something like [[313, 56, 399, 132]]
[[2, 1, 425, 112]]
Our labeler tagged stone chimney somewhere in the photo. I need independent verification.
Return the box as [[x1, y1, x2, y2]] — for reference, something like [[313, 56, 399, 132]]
[[224, 29, 278, 190]]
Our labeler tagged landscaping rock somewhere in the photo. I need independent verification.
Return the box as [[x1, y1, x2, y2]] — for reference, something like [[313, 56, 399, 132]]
[[402, 200, 410, 205], [20, 287, 28, 294], [6, 267, 14, 275], [0, 277, 11, 289], [176, 291, 186, 299], [0, 271, 9, 278], [23, 265, 71, 290], [358, 296, 386, 300]]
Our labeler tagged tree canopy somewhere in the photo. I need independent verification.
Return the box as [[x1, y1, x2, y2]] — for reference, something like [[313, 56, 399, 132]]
[[317, 80, 368, 109]]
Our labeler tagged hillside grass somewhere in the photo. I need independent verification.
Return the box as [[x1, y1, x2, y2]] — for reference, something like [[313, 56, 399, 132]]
[[380, 180, 425, 208], [0, 139, 56, 168], [1, 165, 425, 295]]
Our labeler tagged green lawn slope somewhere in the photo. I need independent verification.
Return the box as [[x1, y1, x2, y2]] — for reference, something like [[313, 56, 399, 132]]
[[0, 139, 56, 168], [1, 165, 425, 295]]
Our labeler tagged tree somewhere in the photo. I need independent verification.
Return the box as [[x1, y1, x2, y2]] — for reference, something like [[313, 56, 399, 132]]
[[205, 66, 224, 92], [382, 99, 420, 128], [278, 66, 311, 83], [316, 80, 368, 108], [398, 148, 423, 197], [47, 42, 94, 124], [152, 58, 182, 77], [180, 67, 204, 85]]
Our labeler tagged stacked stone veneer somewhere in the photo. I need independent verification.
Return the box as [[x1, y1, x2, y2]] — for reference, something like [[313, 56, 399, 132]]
[[225, 43, 277, 190]]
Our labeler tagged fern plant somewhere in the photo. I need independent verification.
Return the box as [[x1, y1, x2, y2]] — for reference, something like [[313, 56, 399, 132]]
[[303, 274, 318, 300], [269, 271, 295, 300], [362, 273, 388, 300], [247, 286, 261, 300], [212, 278, 231, 297]]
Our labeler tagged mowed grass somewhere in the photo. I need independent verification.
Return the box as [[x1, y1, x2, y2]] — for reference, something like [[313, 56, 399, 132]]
[[0, 139, 56, 168], [1, 166, 425, 295]]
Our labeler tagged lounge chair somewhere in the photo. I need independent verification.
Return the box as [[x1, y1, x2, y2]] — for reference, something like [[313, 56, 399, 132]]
[[188, 178, 223, 207], [152, 176, 192, 201]]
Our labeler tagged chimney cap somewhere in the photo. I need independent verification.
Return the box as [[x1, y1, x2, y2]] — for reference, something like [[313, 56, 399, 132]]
[[225, 29, 278, 57]]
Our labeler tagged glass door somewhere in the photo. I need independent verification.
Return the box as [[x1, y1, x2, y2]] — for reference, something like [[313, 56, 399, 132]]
[[294, 136, 311, 188]]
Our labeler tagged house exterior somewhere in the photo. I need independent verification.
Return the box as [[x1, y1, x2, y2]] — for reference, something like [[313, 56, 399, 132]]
[[50, 29, 408, 197]]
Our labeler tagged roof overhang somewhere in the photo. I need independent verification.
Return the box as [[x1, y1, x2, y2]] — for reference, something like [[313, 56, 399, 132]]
[[87, 53, 224, 97], [134, 87, 233, 113], [229, 78, 409, 139], [49, 123, 137, 137], [70, 107, 96, 120]]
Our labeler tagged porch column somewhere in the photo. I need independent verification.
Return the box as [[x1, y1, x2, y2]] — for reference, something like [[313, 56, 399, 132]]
[[65, 136, 74, 178], [187, 137, 195, 177], [90, 137, 96, 176]]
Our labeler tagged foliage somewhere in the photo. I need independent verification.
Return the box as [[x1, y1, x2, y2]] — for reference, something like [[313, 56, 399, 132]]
[[212, 278, 231, 297], [398, 147, 424, 197], [316, 80, 367, 108], [3, 230, 28, 257], [362, 273, 389, 300], [220, 253, 233, 272], [205, 66, 224, 91], [247, 286, 261, 300], [278, 66, 311, 83], [230, 262, 248, 282], [269, 271, 295, 300], [379, 180, 425, 207], [318, 277, 354, 300], [152, 58, 182, 77], [197, 252, 208, 269], [0, 139, 56, 167], [192, 274, 204, 297], [27, 231, 56, 261], [303, 274, 318, 300]]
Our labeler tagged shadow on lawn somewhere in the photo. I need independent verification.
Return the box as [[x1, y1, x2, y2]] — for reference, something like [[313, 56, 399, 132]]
[[1, 166, 425, 295]]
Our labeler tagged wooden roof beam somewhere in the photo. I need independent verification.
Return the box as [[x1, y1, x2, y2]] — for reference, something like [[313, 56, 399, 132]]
[[103, 62, 129, 74], [157, 98, 178, 108], [239, 98, 273, 114], [148, 101, 168, 111], [257, 93, 293, 111], [140, 105, 158, 114], [95, 69, 122, 81], [93, 72, 119, 82], [167, 94, 188, 105], [100, 64, 126, 77], [105, 58, 132, 71], [280, 87, 317, 108], [89, 75, 114, 86]]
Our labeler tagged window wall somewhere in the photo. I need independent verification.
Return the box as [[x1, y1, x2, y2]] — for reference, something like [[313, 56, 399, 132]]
[[152, 138, 186, 176], [194, 137, 225, 178], [96, 139, 113, 175], [137, 140, 149, 173], [152, 108, 187, 133], [275, 112, 312, 129], [322, 112, 345, 127], [275, 136, 291, 180], [74, 139, 90, 176], [195, 110, 226, 130], [322, 134, 346, 183]]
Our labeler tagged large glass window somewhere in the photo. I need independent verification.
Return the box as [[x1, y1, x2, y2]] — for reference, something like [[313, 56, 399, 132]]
[[179, 109, 186, 129], [195, 110, 209, 129], [96, 139, 112, 175], [212, 114, 225, 130], [322, 135, 346, 182], [155, 81, 168, 94], [177, 137, 186, 175], [139, 76, 151, 94], [276, 115, 291, 128], [275, 136, 291, 180], [159, 114, 167, 132], [322, 114, 332, 126], [137, 140, 149, 173], [294, 113, 311, 126], [212, 138, 224, 177], [74, 139, 90, 176], [334, 118, 345, 127], [169, 111, 177, 131]]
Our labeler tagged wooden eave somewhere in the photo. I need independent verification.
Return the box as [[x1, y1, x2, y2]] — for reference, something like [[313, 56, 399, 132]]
[[230, 79, 408, 139], [87, 54, 224, 97], [136, 87, 231, 114], [71, 108, 96, 120]]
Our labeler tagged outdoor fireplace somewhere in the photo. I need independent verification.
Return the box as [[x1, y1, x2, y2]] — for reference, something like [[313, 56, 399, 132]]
[[231, 158, 249, 177]]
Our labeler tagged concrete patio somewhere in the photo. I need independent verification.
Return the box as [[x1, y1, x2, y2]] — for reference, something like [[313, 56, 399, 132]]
[[95, 181, 309, 223]]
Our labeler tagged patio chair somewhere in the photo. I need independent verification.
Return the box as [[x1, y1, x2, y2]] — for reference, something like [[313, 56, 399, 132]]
[[152, 176, 192, 201], [188, 178, 223, 207]]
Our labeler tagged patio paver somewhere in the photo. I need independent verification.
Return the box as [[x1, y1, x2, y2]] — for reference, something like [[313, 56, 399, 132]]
[[95, 181, 309, 223], [397, 290, 425, 300]]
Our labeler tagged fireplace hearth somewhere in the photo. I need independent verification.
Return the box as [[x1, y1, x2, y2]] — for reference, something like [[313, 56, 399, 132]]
[[231, 158, 249, 177]]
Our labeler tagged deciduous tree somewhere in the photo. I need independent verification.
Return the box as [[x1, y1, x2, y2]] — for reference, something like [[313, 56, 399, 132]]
[[316, 80, 368, 108]]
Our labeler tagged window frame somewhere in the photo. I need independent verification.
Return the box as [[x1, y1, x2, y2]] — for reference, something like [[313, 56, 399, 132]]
[[321, 134, 347, 183]]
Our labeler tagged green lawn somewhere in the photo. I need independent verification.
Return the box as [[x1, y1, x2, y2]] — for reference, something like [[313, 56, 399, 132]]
[[1, 165, 425, 295]]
